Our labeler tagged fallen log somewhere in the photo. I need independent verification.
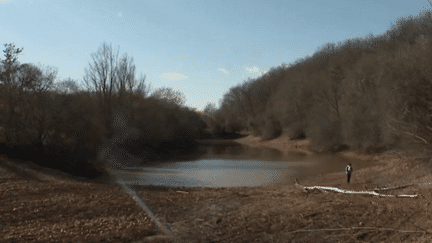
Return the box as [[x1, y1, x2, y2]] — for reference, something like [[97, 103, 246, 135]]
[[287, 226, 427, 235], [373, 183, 414, 191], [294, 179, 419, 198]]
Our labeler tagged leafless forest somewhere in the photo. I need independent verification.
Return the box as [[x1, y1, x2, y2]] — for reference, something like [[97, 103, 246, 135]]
[[0, 42, 207, 179], [2, 11, 432, 179], [204, 11, 432, 153]]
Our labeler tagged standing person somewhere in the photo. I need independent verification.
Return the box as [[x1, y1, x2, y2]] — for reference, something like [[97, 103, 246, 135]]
[[346, 163, 353, 183]]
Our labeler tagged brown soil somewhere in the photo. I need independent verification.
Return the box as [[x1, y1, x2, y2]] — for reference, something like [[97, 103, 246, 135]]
[[2, 135, 432, 242]]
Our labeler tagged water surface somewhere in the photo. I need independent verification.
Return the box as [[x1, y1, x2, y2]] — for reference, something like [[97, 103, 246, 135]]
[[110, 141, 371, 187]]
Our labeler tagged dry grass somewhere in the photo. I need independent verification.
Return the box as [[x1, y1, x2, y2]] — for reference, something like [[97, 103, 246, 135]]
[[2, 135, 432, 242], [0, 157, 160, 242]]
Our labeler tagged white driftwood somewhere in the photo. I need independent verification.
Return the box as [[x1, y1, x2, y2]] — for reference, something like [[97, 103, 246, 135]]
[[373, 183, 414, 191], [287, 226, 427, 234], [294, 179, 419, 198]]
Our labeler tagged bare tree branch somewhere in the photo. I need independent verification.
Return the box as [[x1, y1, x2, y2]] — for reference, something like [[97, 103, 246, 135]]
[[386, 120, 429, 144]]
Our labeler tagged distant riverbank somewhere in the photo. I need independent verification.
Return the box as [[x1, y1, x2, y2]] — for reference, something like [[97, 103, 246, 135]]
[[234, 134, 315, 156]]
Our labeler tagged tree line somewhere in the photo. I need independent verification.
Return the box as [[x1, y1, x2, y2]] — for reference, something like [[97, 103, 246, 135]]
[[204, 11, 432, 153], [0, 42, 207, 179]]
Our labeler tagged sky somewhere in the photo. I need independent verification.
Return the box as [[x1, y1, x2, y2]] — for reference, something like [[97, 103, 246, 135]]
[[1, 0, 431, 111]]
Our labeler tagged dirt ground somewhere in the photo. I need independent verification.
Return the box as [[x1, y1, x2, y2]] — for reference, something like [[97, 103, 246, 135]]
[[2, 135, 432, 242]]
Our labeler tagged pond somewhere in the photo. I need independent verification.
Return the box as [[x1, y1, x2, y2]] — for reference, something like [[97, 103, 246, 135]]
[[109, 140, 370, 188]]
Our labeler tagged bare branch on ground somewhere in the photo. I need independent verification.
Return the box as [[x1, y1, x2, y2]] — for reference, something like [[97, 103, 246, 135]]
[[294, 179, 419, 198]]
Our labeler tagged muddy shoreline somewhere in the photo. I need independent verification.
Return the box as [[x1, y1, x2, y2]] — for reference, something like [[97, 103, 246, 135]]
[[2, 136, 432, 242]]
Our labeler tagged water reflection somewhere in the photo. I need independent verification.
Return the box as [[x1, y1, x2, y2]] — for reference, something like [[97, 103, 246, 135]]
[[110, 141, 373, 188], [110, 141, 310, 187], [143, 159, 306, 187]]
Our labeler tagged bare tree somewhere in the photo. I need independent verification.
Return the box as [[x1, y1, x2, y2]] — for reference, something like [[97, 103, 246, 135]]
[[203, 102, 217, 117], [83, 42, 147, 136], [151, 87, 186, 106], [54, 77, 81, 94], [316, 61, 345, 119], [83, 42, 119, 114], [0, 62, 59, 147], [0, 43, 23, 87], [18, 63, 57, 94], [4, 63, 58, 146], [0, 43, 26, 145], [115, 53, 148, 104]]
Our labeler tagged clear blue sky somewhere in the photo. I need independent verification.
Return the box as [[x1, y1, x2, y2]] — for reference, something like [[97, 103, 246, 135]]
[[1, 0, 430, 111]]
